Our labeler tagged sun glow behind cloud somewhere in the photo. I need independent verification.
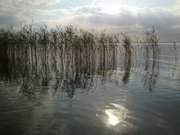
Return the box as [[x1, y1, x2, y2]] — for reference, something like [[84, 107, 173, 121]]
[[0, 0, 179, 41], [93, 0, 128, 14]]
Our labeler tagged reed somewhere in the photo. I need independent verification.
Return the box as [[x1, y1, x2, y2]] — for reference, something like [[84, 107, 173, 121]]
[[0, 24, 164, 95], [143, 27, 160, 91]]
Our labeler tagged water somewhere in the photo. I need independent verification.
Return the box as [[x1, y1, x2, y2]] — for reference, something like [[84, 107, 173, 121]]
[[0, 43, 180, 135]]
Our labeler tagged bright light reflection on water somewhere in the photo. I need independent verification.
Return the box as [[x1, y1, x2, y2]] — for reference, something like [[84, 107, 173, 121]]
[[104, 103, 128, 126], [105, 109, 120, 126]]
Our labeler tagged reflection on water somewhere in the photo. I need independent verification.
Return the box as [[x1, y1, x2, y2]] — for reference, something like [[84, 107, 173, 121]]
[[0, 42, 180, 135], [143, 47, 160, 91], [105, 103, 127, 126], [105, 109, 120, 126]]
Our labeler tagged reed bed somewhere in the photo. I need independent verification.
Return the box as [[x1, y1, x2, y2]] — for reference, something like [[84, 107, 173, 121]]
[[0, 24, 161, 96]]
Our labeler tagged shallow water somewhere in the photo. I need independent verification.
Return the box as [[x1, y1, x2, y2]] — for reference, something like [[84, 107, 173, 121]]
[[0, 43, 180, 135]]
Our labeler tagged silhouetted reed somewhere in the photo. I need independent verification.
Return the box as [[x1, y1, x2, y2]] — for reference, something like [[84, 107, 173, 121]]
[[143, 27, 160, 91], [0, 25, 120, 98], [0, 24, 167, 97]]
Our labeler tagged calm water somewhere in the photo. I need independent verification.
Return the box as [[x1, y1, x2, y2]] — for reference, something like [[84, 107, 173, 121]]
[[0, 43, 180, 135]]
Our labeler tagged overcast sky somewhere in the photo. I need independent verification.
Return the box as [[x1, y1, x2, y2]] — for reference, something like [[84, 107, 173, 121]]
[[0, 0, 180, 41]]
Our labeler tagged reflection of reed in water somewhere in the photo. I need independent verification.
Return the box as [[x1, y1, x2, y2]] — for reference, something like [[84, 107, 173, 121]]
[[172, 41, 178, 77], [121, 33, 132, 84], [143, 28, 160, 91], [1, 25, 172, 96], [0, 31, 119, 98]]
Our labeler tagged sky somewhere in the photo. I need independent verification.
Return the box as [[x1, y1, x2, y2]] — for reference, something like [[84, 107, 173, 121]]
[[0, 0, 180, 41]]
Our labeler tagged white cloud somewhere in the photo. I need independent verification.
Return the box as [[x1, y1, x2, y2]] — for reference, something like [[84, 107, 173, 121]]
[[94, 0, 128, 14], [0, 0, 61, 24], [54, 6, 180, 41], [176, 0, 180, 12], [0, 0, 179, 41]]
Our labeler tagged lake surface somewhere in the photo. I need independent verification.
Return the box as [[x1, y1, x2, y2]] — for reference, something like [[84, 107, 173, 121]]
[[0, 43, 180, 135]]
